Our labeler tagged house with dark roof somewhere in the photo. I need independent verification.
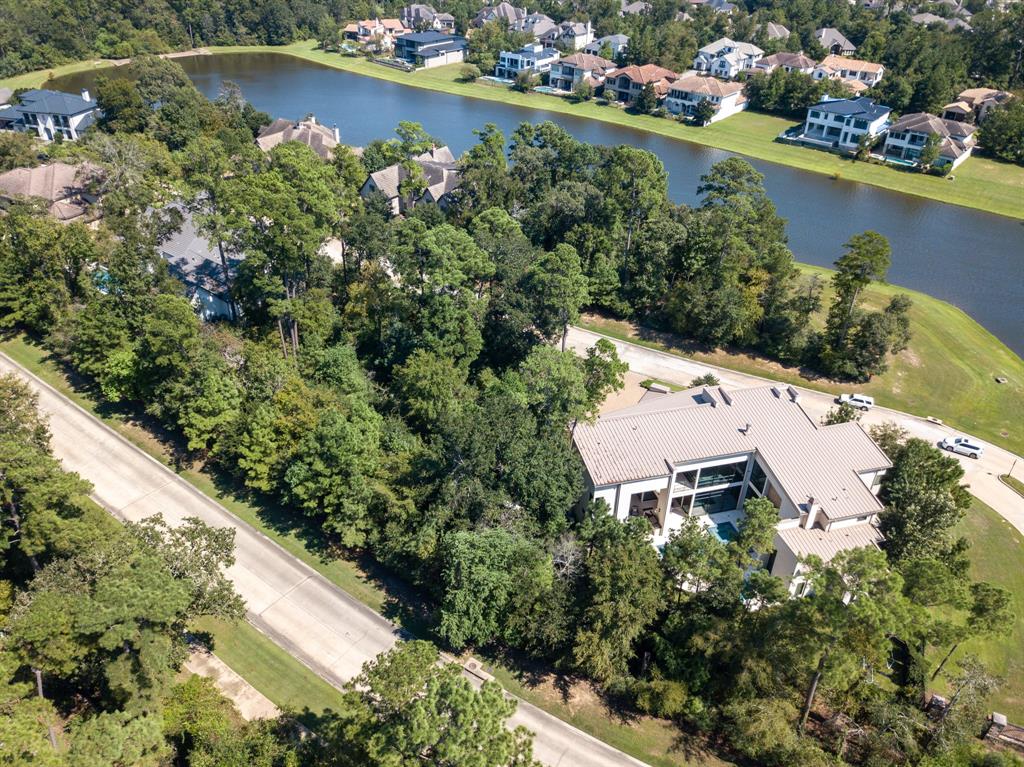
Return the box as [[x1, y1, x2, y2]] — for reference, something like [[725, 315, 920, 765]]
[[0, 89, 98, 141], [797, 96, 891, 152], [395, 31, 468, 67], [400, 4, 455, 31], [495, 42, 560, 79], [665, 75, 748, 123], [256, 117, 340, 160], [601, 64, 680, 104], [883, 112, 977, 169], [573, 385, 891, 595], [359, 146, 461, 216], [692, 38, 764, 79], [159, 205, 243, 321], [0, 162, 100, 222], [760, 21, 791, 41], [814, 27, 856, 56]]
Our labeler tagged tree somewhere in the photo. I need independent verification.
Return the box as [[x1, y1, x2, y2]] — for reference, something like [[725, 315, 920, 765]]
[[822, 402, 861, 425], [930, 582, 1013, 681], [879, 438, 972, 563], [689, 373, 720, 387], [825, 231, 892, 351], [979, 101, 1024, 165], [95, 77, 151, 135], [693, 98, 716, 125], [459, 64, 482, 82], [633, 83, 659, 113], [918, 132, 942, 170], [731, 496, 779, 567], [125, 55, 194, 107], [0, 132, 38, 172], [326, 641, 540, 766], [513, 69, 538, 92], [525, 243, 589, 349], [571, 80, 594, 102]]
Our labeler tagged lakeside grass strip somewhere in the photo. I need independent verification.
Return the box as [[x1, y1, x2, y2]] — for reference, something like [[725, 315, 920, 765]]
[[3, 43, 1022, 219]]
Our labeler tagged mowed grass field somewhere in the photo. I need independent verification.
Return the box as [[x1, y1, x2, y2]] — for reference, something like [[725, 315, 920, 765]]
[[581, 262, 1024, 457], [2, 42, 1022, 219]]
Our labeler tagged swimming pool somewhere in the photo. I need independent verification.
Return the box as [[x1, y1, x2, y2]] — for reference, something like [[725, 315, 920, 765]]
[[712, 521, 739, 543]]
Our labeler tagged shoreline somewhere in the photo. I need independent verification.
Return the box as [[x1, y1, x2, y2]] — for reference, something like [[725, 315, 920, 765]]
[[4, 41, 1023, 220], [8, 40, 1024, 220]]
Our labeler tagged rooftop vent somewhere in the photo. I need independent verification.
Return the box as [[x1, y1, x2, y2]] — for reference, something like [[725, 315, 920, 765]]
[[787, 385, 800, 402], [719, 387, 733, 406], [702, 387, 716, 407]]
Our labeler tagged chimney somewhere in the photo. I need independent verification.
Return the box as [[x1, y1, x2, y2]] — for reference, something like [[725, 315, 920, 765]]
[[309, 114, 317, 125], [803, 497, 820, 529], [80, 88, 91, 102], [333, 124, 341, 143]]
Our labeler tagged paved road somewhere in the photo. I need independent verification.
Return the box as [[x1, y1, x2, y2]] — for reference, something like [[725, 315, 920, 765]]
[[567, 327, 1024, 535], [0, 353, 645, 767]]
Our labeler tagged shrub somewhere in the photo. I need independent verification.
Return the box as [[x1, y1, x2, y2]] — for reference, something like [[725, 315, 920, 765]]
[[459, 63, 481, 82]]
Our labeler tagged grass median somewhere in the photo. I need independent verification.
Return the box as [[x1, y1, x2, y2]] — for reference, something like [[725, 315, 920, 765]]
[[3, 42, 1022, 219], [579, 262, 1024, 457]]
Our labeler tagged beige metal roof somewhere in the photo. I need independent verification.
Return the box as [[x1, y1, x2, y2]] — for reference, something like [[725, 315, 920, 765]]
[[776, 521, 883, 562], [573, 386, 891, 521]]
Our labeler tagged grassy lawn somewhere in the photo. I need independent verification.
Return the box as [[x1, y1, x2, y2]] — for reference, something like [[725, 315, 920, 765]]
[[0, 332, 730, 766], [0, 58, 126, 90], [1001, 475, 1024, 498], [930, 499, 1024, 721], [2, 42, 1022, 219], [579, 262, 1024, 457], [192, 616, 346, 724]]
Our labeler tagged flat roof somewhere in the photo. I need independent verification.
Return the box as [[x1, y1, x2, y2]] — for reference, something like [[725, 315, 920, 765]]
[[573, 385, 891, 521]]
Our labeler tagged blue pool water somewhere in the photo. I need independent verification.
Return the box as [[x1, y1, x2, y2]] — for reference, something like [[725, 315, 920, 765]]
[[713, 521, 739, 543]]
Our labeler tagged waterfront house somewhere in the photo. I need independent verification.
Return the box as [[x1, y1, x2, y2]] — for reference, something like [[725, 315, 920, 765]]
[[601, 64, 680, 105], [883, 112, 977, 169], [0, 162, 99, 222], [548, 52, 617, 92], [814, 27, 856, 56], [342, 18, 410, 50], [160, 205, 242, 321], [473, 2, 527, 27], [692, 38, 764, 79], [256, 117, 340, 160], [395, 31, 468, 67], [360, 146, 461, 216], [796, 96, 891, 152], [400, 4, 455, 31], [494, 42, 560, 79], [753, 51, 816, 75], [584, 34, 629, 58], [542, 20, 595, 50], [0, 89, 98, 142], [942, 87, 1013, 123], [664, 75, 747, 123], [813, 54, 885, 88], [572, 385, 891, 595]]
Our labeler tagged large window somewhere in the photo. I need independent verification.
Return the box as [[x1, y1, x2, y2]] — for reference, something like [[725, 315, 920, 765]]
[[691, 486, 742, 516], [696, 460, 746, 488], [748, 460, 768, 496], [674, 469, 698, 490]]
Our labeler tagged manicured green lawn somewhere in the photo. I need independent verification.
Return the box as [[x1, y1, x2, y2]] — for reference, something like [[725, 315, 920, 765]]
[[3, 42, 1022, 218], [1001, 475, 1024, 498], [930, 499, 1024, 721], [192, 616, 346, 723], [0, 58, 126, 90], [580, 262, 1024, 457]]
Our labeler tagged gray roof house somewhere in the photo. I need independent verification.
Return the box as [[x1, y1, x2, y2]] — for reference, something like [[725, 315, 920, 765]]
[[473, 2, 527, 27], [256, 117, 340, 160], [760, 21, 791, 40], [159, 205, 243, 321], [573, 384, 891, 595], [395, 31, 469, 67], [0, 88, 99, 141], [797, 96, 892, 153], [584, 34, 629, 58], [620, 0, 652, 15], [511, 12, 557, 39], [360, 146, 461, 216], [815, 27, 856, 56], [400, 4, 455, 30]]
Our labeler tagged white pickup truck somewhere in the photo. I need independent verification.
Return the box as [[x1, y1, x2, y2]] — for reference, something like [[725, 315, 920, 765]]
[[837, 393, 875, 411]]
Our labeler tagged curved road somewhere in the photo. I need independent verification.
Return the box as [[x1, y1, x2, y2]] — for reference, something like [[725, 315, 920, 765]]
[[566, 327, 1024, 535], [0, 352, 646, 767]]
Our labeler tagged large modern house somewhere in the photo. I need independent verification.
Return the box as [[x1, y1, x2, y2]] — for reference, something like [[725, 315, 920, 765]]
[[796, 96, 891, 152], [883, 112, 977, 169], [572, 385, 891, 594], [692, 38, 764, 79], [0, 88, 98, 141], [495, 42, 560, 79], [360, 146, 461, 215], [160, 205, 242, 321], [664, 75, 747, 123], [395, 31, 468, 67], [548, 52, 617, 92]]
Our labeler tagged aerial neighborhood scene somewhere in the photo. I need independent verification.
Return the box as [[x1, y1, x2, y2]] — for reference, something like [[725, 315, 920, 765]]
[[1, 0, 1023, 764]]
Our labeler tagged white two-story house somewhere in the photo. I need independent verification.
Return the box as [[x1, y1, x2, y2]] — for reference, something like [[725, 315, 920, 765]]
[[664, 75, 748, 123], [494, 42, 561, 79], [0, 88, 98, 141], [572, 385, 892, 594], [883, 112, 977, 169], [798, 96, 891, 152], [813, 55, 885, 89], [692, 38, 764, 79]]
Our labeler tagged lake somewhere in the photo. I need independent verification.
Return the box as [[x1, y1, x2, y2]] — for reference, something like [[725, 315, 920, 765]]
[[48, 52, 1024, 354]]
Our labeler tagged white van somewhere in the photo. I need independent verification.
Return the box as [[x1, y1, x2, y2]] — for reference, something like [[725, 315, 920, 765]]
[[838, 393, 875, 411], [939, 436, 984, 459]]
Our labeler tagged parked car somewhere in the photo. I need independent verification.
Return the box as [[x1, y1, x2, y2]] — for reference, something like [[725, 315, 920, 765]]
[[837, 393, 875, 411], [939, 436, 984, 459]]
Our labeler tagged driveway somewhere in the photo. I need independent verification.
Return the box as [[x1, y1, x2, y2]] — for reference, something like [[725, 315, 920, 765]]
[[0, 353, 647, 767], [566, 327, 1024, 535]]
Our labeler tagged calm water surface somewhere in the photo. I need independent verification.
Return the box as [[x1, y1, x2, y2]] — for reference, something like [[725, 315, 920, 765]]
[[50, 53, 1024, 354]]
